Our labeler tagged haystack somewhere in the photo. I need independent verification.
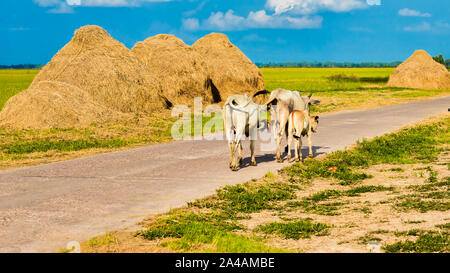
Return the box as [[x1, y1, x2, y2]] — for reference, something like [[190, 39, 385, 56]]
[[0, 82, 122, 128], [131, 34, 213, 105], [387, 50, 450, 89], [0, 25, 164, 128], [193, 33, 265, 101], [0, 26, 265, 128]]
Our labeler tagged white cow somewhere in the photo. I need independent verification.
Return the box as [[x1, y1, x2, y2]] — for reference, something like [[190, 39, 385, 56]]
[[286, 110, 319, 162], [223, 94, 263, 171], [253, 89, 320, 162]]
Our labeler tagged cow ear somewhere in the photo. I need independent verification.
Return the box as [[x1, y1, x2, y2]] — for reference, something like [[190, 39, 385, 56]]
[[315, 116, 319, 122]]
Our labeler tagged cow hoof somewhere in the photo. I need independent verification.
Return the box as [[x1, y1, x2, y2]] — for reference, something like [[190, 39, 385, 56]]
[[277, 158, 283, 163], [308, 154, 314, 158], [231, 166, 238, 172], [251, 161, 257, 166], [286, 155, 291, 161], [238, 158, 243, 165]]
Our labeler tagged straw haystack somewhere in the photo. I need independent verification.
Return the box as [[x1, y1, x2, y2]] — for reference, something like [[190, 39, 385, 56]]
[[193, 33, 265, 100], [0, 26, 265, 128], [387, 50, 450, 90], [0, 82, 122, 128], [0, 25, 166, 128], [131, 34, 213, 105]]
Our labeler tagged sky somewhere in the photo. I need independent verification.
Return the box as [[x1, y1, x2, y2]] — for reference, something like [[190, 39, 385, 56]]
[[1, 0, 449, 65]]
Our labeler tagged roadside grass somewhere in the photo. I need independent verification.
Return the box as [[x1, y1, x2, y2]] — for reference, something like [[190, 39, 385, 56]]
[[190, 182, 298, 214], [88, 232, 120, 247], [282, 118, 449, 186], [135, 209, 287, 253], [256, 219, 329, 239], [384, 230, 449, 253], [391, 174, 450, 213], [0, 113, 226, 169], [283, 186, 394, 216]]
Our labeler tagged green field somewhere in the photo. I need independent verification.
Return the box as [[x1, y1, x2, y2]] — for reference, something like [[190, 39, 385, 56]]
[[261, 67, 394, 92], [0, 69, 39, 110]]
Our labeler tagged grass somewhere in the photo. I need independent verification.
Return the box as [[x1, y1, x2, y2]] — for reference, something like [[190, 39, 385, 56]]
[[283, 186, 394, 216], [191, 182, 297, 214], [384, 231, 449, 253], [88, 232, 120, 247], [135, 210, 287, 252], [283, 118, 449, 186], [0, 69, 39, 110], [257, 219, 329, 239], [393, 174, 450, 213], [261, 68, 394, 92]]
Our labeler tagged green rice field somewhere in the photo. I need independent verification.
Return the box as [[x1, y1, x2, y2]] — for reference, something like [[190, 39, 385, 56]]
[[261, 67, 395, 92], [0, 69, 39, 110]]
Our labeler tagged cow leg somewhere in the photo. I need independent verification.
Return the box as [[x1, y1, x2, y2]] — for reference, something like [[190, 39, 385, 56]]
[[286, 120, 293, 162], [228, 141, 234, 168], [232, 122, 246, 171], [250, 140, 257, 166], [276, 106, 289, 163], [230, 141, 240, 171], [237, 142, 243, 165], [296, 137, 303, 162], [307, 131, 313, 158]]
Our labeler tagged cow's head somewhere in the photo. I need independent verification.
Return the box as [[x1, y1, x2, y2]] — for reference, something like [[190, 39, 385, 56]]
[[302, 93, 320, 112]]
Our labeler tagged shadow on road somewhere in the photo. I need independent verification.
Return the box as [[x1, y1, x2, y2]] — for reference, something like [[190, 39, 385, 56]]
[[239, 146, 328, 170]]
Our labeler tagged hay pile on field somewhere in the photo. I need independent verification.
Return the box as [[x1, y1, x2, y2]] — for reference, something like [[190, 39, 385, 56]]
[[0, 25, 164, 128], [0, 26, 265, 128], [387, 50, 450, 90], [131, 34, 213, 105], [193, 33, 265, 100]]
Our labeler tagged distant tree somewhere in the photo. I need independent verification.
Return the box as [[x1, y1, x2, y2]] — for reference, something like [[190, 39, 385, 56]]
[[446, 59, 450, 68], [432, 54, 445, 65]]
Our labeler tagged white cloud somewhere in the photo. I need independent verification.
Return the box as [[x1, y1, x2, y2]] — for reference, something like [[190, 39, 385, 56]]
[[398, 8, 431, 17], [183, 9, 322, 31], [403, 22, 431, 32], [49, 3, 74, 13], [241, 34, 268, 43], [182, 18, 200, 31], [265, 0, 368, 15], [34, 0, 174, 9], [402, 21, 450, 33]]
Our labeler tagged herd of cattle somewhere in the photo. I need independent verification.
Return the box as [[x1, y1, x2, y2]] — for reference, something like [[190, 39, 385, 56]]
[[223, 88, 320, 171]]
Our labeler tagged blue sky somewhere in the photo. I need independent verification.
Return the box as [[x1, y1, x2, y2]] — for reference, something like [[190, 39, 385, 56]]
[[1, 0, 449, 65]]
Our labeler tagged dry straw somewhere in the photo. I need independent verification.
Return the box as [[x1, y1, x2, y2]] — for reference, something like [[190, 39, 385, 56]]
[[387, 50, 450, 90], [0, 26, 265, 128]]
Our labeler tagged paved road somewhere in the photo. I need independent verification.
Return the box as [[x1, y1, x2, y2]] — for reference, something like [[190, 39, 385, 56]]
[[0, 96, 449, 252]]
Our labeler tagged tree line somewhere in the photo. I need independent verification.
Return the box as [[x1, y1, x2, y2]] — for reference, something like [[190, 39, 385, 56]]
[[256, 62, 402, 68], [432, 54, 450, 68], [0, 64, 43, 69], [257, 55, 450, 69]]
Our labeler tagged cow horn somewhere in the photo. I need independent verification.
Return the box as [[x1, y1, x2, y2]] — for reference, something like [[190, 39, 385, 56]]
[[253, 90, 270, 98]]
